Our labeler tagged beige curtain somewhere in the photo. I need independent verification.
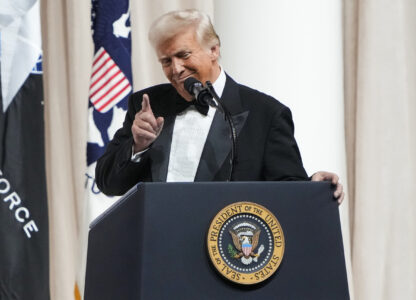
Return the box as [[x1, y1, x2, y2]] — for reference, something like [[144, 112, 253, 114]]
[[344, 0, 416, 299], [42, 1, 213, 299], [41, 0, 92, 298]]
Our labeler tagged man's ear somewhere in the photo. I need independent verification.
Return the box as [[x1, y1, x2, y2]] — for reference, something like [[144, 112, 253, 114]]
[[210, 44, 220, 61]]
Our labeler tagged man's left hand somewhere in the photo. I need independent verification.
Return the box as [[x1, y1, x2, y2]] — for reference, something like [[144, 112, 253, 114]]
[[311, 171, 345, 204]]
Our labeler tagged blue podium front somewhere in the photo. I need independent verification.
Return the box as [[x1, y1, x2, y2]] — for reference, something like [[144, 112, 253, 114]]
[[85, 182, 349, 300]]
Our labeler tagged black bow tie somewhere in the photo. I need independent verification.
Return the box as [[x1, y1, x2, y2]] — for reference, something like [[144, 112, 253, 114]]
[[175, 97, 209, 116]]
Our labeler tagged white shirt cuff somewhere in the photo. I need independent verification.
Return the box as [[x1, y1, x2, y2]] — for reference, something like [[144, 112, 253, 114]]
[[131, 146, 148, 163]]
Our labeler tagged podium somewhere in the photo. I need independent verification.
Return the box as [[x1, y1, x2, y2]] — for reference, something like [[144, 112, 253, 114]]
[[85, 182, 349, 299]]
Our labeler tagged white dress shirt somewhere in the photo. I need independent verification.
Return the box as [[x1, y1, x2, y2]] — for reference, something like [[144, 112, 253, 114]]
[[131, 68, 226, 182], [167, 68, 226, 182]]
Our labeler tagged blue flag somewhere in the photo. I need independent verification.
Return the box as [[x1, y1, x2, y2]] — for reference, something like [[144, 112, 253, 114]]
[[86, 0, 132, 206], [80, 1, 132, 296], [87, 0, 132, 166]]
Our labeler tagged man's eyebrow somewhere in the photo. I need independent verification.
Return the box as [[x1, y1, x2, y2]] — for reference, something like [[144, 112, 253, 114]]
[[159, 56, 169, 62]]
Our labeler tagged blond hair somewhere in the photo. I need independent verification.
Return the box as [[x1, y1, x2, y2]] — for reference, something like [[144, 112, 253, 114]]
[[148, 9, 220, 50]]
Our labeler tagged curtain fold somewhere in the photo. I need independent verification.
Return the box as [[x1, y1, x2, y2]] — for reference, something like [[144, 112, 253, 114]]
[[344, 0, 416, 299], [41, 0, 92, 298]]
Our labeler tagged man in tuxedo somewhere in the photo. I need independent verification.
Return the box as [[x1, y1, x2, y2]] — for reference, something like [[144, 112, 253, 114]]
[[95, 9, 344, 203]]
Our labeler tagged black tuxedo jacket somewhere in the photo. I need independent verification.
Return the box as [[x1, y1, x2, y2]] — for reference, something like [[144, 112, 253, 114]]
[[96, 75, 308, 196]]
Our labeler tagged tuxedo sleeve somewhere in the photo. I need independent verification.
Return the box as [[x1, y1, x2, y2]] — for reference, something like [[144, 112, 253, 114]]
[[263, 105, 308, 181], [95, 93, 151, 196]]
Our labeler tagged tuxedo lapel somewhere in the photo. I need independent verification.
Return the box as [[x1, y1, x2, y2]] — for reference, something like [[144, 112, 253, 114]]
[[149, 115, 175, 182], [194, 75, 249, 181]]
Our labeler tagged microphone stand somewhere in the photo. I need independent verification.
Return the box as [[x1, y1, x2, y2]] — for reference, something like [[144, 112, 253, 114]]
[[205, 81, 237, 181]]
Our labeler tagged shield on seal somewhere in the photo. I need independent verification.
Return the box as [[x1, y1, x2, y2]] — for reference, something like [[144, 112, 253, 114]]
[[242, 241, 252, 257]]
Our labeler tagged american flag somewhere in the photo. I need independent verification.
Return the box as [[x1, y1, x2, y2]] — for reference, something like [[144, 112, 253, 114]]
[[89, 47, 131, 113]]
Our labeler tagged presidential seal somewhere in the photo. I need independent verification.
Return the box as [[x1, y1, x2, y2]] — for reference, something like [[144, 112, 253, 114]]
[[207, 202, 285, 285]]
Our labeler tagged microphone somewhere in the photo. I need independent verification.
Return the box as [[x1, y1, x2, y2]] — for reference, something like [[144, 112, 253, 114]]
[[183, 76, 236, 182], [184, 77, 217, 107]]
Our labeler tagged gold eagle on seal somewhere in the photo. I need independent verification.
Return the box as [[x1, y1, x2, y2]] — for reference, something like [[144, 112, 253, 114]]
[[229, 222, 264, 265]]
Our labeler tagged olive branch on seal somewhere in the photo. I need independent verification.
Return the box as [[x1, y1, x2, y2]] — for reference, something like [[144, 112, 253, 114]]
[[227, 243, 237, 258]]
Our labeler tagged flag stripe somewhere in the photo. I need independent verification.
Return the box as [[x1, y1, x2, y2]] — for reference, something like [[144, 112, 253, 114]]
[[92, 47, 106, 65], [97, 82, 131, 112], [90, 62, 117, 90], [90, 70, 125, 98], [94, 80, 130, 110], [89, 70, 122, 99], [92, 75, 127, 105], [91, 56, 112, 78]]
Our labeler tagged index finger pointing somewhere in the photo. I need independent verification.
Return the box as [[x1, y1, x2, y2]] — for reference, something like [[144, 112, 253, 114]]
[[141, 94, 152, 113], [331, 174, 339, 185]]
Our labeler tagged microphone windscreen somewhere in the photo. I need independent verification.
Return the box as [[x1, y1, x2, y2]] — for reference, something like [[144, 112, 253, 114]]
[[184, 77, 200, 94]]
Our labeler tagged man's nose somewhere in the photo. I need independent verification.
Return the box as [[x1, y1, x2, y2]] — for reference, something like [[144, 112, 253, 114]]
[[171, 58, 184, 75]]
